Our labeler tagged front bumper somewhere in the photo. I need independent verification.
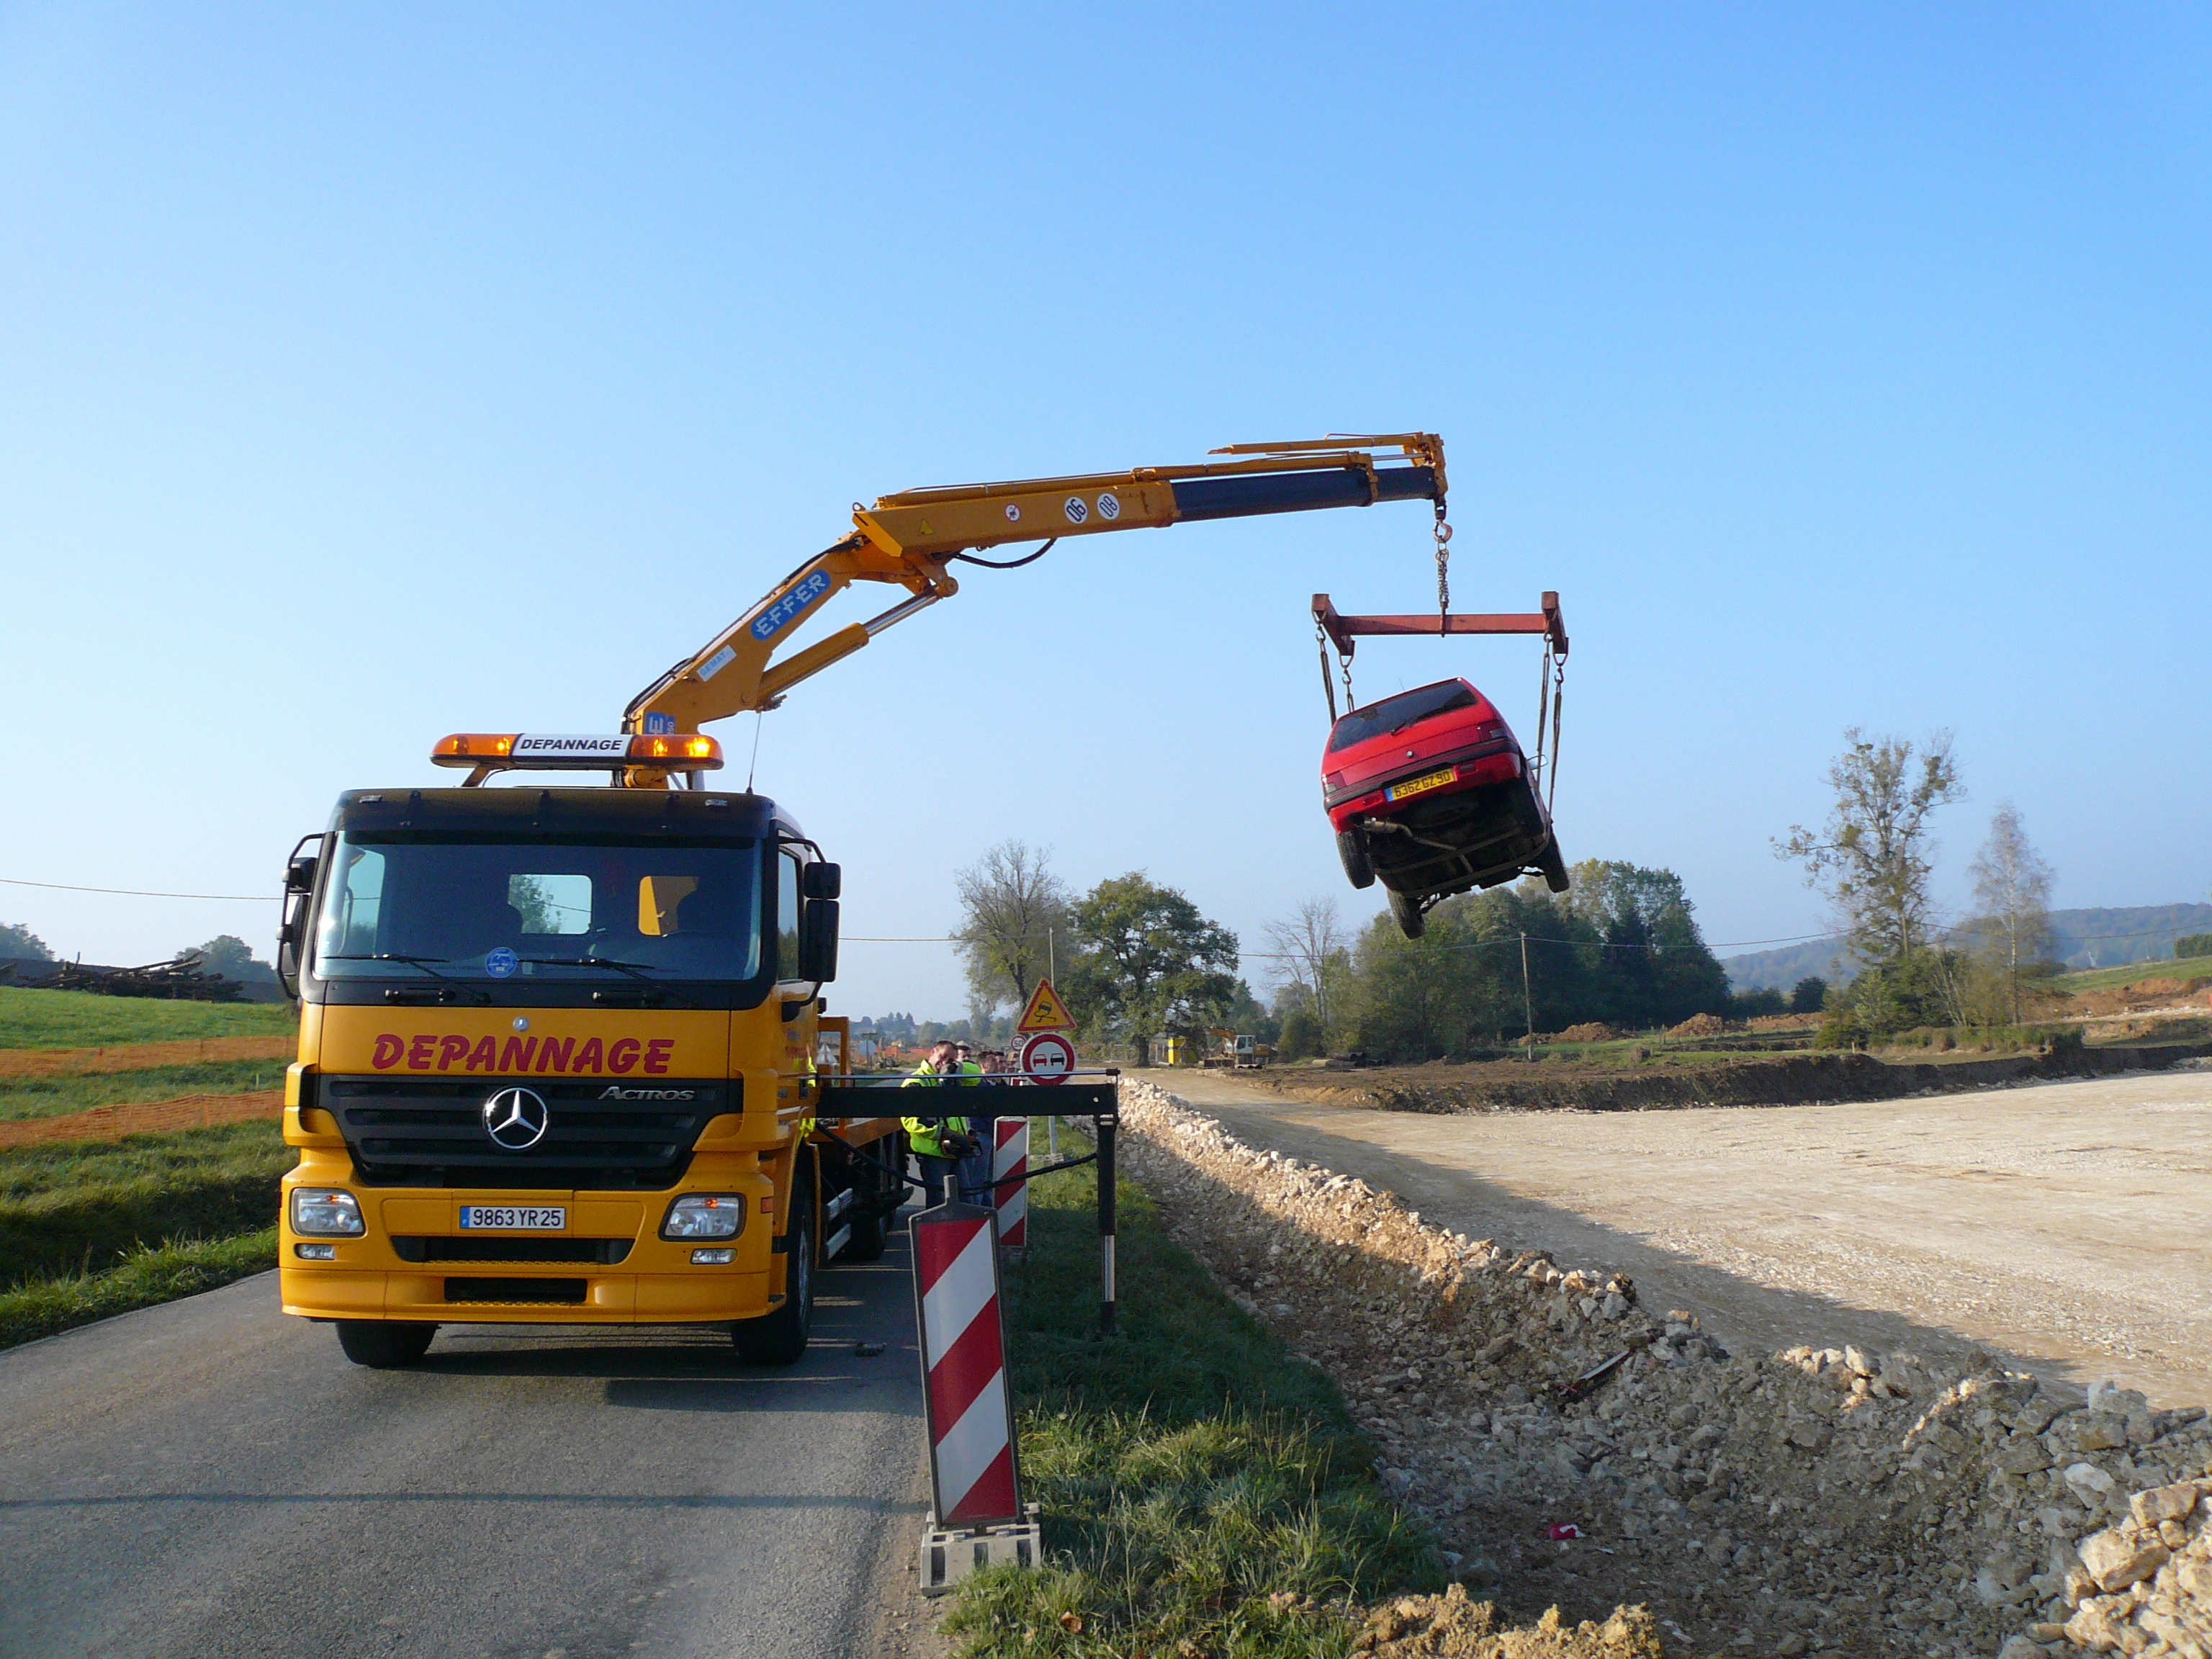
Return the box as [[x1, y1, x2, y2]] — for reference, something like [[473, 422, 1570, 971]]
[[279, 1173, 777, 1324]]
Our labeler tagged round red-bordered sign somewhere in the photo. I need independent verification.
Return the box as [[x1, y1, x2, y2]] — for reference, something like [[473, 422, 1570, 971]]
[[1018, 1030, 1076, 1083]]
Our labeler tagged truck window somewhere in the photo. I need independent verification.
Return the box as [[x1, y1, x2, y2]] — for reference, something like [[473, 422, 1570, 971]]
[[509, 874, 592, 935], [775, 848, 803, 981]]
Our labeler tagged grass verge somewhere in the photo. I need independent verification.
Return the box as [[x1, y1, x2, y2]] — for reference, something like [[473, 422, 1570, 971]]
[[0, 1121, 295, 1284], [0, 1228, 276, 1351], [0, 1059, 286, 1122], [943, 1134, 1438, 1658], [0, 986, 295, 1049]]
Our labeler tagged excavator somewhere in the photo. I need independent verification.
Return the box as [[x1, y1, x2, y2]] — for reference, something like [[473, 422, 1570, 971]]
[[273, 434, 1567, 1368]]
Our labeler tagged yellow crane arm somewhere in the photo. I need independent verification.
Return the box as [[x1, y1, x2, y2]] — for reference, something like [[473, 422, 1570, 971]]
[[621, 435, 1447, 742]]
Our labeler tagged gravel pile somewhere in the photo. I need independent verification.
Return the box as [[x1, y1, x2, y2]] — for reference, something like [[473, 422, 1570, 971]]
[[1112, 1080, 2212, 1657]]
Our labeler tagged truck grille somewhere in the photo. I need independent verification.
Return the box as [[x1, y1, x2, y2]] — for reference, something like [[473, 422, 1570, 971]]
[[317, 1074, 729, 1190], [392, 1236, 633, 1264]]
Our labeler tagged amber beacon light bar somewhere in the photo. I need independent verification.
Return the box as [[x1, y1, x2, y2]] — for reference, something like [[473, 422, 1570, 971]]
[[431, 732, 724, 786]]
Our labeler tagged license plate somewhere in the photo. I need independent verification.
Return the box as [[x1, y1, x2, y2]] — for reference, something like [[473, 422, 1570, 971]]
[[1385, 765, 1457, 801], [459, 1205, 566, 1231]]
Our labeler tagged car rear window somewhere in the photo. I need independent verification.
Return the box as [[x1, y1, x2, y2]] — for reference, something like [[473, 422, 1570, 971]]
[[1327, 681, 1480, 752]]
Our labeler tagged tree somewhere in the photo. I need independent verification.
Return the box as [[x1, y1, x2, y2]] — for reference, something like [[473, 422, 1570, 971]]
[[1278, 1004, 1323, 1061], [0, 922, 54, 961], [1563, 860, 1730, 1027], [1061, 873, 1239, 1056], [953, 840, 1071, 1022], [1261, 897, 1354, 1048], [1966, 803, 2056, 1025], [1776, 729, 1964, 971], [1789, 975, 1828, 1014], [193, 935, 276, 984]]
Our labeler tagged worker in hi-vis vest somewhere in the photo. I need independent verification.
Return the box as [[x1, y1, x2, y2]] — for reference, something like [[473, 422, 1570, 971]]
[[901, 1040, 980, 1204]]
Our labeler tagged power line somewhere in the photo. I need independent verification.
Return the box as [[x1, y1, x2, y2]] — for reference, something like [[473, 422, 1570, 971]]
[[1, 876, 276, 902]]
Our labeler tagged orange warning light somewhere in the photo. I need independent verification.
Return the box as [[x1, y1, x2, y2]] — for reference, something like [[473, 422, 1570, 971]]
[[431, 733, 520, 763]]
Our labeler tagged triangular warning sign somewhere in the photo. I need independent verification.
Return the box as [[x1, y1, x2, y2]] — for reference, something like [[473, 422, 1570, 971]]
[[1017, 977, 1076, 1032]]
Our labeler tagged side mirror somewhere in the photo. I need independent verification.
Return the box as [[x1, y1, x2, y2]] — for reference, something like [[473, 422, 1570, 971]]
[[799, 898, 840, 984], [285, 853, 319, 894], [276, 835, 323, 1003], [801, 861, 841, 901]]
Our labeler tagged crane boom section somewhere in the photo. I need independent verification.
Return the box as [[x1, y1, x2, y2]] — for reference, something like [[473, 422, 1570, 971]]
[[623, 436, 1444, 750]]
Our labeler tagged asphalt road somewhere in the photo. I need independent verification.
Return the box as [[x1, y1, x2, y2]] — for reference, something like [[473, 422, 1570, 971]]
[[1134, 1064, 2212, 1409], [0, 1233, 930, 1658]]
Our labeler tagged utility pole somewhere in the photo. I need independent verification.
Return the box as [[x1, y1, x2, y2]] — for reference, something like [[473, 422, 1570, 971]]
[[1520, 931, 1535, 1061]]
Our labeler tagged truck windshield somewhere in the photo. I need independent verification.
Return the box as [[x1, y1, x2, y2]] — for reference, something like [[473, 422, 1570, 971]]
[[312, 834, 762, 986]]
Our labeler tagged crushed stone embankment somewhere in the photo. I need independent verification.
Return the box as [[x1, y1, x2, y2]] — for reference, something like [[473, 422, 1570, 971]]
[[1113, 1079, 2212, 1658]]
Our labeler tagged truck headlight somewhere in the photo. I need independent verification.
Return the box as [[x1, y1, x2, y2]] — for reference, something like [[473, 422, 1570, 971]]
[[662, 1194, 745, 1240], [291, 1188, 365, 1236]]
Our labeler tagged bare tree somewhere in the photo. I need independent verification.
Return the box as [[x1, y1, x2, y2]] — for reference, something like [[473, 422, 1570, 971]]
[[1262, 897, 1350, 1043], [1776, 728, 1964, 969], [1968, 803, 2056, 1025], [953, 840, 1071, 1021]]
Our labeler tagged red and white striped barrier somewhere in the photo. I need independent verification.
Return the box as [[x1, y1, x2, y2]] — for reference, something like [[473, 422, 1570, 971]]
[[992, 1117, 1028, 1248], [912, 1206, 1021, 1529]]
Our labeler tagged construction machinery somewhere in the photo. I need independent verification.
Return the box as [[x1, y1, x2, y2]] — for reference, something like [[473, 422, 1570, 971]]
[[274, 434, 1553, 1367], [1200, 1030, 1273, 1070]]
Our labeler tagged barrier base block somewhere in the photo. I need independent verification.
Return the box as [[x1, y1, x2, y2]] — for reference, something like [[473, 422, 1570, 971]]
[[919, 1507, 1043, 1594]]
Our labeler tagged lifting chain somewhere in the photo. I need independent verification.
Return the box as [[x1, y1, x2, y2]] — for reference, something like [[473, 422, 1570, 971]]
[[1433, 508, 1453, 632], [1316, 621, 1355, 724], [1530, 645, 1568, 812]]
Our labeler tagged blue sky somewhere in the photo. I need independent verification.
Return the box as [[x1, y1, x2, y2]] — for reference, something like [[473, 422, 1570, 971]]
[[3, 4, 2206, 1016]]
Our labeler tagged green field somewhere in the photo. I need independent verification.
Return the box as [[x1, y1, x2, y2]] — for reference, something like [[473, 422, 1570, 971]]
[[0, 1059, 283, 1123], [948, 1145, 1437, 1658], [2054, 956, 2212, 994], [0, 985, 295, 1049], [0, 1120, 293, 1289]]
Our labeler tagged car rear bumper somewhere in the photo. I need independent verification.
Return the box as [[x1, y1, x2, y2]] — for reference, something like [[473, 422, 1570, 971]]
[[1326, 738, 1521, 828]]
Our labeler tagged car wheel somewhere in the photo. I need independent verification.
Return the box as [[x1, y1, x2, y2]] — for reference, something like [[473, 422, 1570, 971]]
[[1387, 888, 1426, 939], [335, 1320, 436, 1369], [1336, 827, 1376, 889], [1538, 837, 1570, 894], [734, 1167, 814, 1365]]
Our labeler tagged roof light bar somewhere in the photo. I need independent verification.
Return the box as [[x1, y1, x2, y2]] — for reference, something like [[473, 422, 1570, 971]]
[[431, 732, 724, 778]]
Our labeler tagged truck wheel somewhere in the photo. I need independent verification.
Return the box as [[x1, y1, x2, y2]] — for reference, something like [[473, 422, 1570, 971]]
[[335, 1320, 436, 1369], [733, 1174, 814, 1365], [1387, 888, 1426, 940], [1336, 827, 1376, 889], [1538, 837, 1571, 894]]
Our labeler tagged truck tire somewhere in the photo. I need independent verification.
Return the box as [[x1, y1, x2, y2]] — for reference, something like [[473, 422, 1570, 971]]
[[1387, 887, 1426, 940], [733, 1171, 814, 1365], [1336, 827, 1376, 889], [335, 1320, 436, 1369], [1538, 837, 1571, 894]]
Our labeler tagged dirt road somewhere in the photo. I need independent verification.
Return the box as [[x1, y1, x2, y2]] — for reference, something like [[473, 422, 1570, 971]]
[[1132, 1064, 2212, 1408]]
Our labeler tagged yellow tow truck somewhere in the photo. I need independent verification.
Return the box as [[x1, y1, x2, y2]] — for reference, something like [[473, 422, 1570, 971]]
[[274, 436, 1457, 1367]]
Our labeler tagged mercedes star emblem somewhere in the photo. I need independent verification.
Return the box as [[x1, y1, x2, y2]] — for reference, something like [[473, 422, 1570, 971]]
[[482, 1086, 551, 1151]]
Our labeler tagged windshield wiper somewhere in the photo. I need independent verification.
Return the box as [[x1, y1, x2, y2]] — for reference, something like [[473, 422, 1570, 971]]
[[522, 956, 667, 982], [523, 956, 692, 1009], [323, 953, 492, 1004]]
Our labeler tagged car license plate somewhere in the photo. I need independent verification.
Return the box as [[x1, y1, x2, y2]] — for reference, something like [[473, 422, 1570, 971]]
[[1385, 765, 1457, 801], [459, 1205, 566, 1231]]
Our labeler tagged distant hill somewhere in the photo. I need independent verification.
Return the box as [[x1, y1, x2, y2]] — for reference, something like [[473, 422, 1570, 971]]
[[1722, 902, 2212, 991]]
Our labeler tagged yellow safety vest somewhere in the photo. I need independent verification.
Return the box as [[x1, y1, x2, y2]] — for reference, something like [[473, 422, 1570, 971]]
[[901, 1061, 970, 1156]]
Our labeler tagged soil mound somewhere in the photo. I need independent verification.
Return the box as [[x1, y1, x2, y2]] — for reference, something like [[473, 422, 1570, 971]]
[[1665, 1012, 1725, 1038], [1555, 1024, 1619, 1043]]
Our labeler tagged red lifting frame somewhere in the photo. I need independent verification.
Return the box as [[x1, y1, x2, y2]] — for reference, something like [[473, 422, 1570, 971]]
[[1312, 591, 1568, 660]]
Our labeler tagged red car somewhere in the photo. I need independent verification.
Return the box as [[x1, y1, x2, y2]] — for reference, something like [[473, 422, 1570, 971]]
[[1323, 677, 1568, 937]]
